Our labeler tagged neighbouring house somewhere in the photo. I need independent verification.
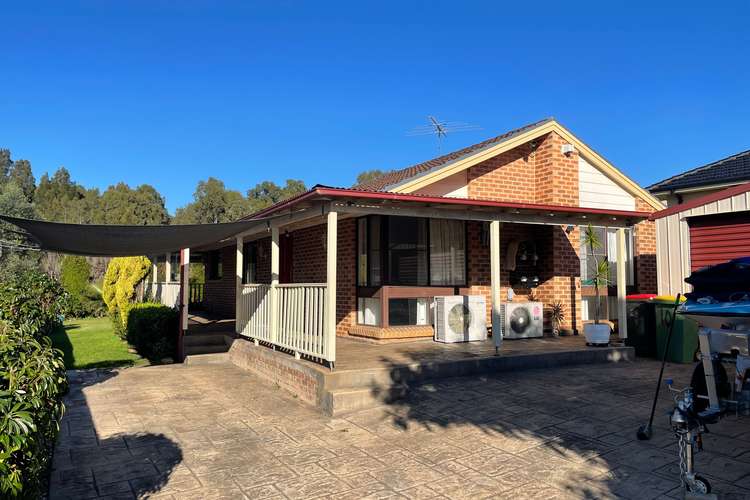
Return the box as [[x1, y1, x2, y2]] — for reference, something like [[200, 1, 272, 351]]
[[649, 153, 750, 295], [155, 118, 662, 358]]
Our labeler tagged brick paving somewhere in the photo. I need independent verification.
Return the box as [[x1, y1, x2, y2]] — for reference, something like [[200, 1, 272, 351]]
[[50, 360, 750, 499]]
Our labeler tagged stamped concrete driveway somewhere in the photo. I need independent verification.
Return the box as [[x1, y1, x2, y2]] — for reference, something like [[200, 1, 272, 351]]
[[50, 359, 750, 499]]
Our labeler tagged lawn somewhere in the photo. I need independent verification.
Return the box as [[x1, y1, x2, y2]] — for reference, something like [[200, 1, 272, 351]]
[[49, 317, 147, 369]]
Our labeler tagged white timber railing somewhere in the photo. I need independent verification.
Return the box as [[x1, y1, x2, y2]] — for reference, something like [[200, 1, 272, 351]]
[[237, 283, 330, 362], [146, 282, 181, 308], [238, 284, 272, 341]]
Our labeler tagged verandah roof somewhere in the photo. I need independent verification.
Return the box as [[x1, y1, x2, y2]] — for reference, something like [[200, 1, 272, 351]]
[[1, 187, 650, 257]]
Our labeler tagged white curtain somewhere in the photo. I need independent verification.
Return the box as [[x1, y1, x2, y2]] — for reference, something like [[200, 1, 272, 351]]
[[430, 219, 465, 285]]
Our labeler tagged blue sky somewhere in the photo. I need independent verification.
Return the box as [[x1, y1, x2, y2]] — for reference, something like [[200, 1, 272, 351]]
[[2, 1, 749, 213]]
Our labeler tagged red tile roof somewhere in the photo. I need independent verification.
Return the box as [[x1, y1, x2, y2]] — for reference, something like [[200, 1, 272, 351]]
[[354, 117, 554, 191]]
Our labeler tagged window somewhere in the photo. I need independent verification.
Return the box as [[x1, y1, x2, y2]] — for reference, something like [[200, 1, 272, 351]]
[[208, 250, 223, 280], [356, 215, 466, 287], [388, 298, 430, 326], [580, 227, 634, 287], [242, 243, 257, 284], [169, 253, 180, 282], [388, 217, 428, 285], [429, 219, 466, 285]]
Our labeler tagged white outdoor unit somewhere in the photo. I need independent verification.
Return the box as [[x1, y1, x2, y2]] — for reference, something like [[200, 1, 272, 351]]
[[503, 302, 543, 339], [434, 295, 487, 343]]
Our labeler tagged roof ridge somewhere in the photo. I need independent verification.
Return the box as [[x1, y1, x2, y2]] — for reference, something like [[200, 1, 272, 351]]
[[647, 148, 750, 191], [354, 117, 555, 191]]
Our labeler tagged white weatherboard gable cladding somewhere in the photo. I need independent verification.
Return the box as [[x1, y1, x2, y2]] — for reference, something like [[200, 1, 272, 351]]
[[578, 156, 636, 211]]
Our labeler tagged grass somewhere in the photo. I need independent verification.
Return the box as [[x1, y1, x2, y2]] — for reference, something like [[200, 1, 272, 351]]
[[49, 317, 147, 370]]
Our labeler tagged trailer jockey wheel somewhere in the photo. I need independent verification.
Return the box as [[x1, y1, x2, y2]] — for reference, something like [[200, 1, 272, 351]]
[[686, 474, 711, 494], [690, 361, 729, 412]]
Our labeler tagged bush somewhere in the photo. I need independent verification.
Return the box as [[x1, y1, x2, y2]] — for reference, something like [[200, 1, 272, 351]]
[[65, 290, 107, 319], [102, 256, 151, 331], [126, 303, 178, 362], [0, 322, 67, 498], [60, 256, 90, 298], [0, 269, 68, 337]]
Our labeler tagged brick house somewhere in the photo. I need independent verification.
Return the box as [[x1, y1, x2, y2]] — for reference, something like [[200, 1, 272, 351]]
[[174, 118, 662, 367]]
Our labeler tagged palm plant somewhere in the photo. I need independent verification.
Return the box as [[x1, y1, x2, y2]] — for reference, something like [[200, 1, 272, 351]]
[[582, 225, 610, 325], [549, 301, 565, 336]]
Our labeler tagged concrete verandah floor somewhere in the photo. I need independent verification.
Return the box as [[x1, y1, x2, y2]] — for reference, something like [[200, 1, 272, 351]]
[[332, 335, 610, 371], [50, 359, 750, 499]]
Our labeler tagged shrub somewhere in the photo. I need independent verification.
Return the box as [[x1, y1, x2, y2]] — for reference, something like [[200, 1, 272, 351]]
[[126, 303, 178, 362], [102, 256, 151, 331], [60, 256, 90, 298], [0, 269, 68, 337], [0, 323, 67, 498]]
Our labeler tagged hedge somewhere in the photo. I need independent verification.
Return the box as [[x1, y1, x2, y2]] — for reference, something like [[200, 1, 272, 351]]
[[0, 270, 68, 498], [0, 269, 68, 337], [126, 303, 178, 362]]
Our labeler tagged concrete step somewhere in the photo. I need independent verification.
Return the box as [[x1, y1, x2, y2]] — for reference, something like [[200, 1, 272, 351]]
[[184, 352, 230, 365], [184, 343, 229, 356], [324, 383, 409, 416], [184, 333, 227, 346]]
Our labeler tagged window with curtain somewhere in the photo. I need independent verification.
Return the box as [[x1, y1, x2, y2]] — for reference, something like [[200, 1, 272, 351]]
[[356, 215, 467, 287], [580, 227, 634, 286], [429, 219, 466, 286]]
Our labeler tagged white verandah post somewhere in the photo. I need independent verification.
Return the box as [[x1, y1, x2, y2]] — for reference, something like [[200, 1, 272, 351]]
[[490, 220, 502, 352], [178, 247, 190, 361], [325, 210, 337, 368], [616, 227, 628, 339], [165, 252, 172, 282], [270, 226, 280, 345], [235, 236, 243, 335]]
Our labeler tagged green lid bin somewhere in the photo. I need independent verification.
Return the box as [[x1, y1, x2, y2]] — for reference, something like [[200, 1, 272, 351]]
[[653, 296, 699, 363], [625, 294, 657, 358]]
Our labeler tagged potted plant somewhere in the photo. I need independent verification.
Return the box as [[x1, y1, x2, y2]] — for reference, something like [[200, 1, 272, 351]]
[[582, 224, 611, 346], [549, 301, 565, 337]]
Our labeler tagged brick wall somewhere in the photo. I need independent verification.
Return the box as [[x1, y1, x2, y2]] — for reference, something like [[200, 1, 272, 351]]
[[287, 218, 356, 337], [465, 221, 580, 334], [466, 131, 579, 207], [203, 245, 237, 318], [634, 198, 658, 294]]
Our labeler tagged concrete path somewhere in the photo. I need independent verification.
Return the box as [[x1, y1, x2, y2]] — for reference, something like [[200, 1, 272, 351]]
[[50, 360, 750, 499]]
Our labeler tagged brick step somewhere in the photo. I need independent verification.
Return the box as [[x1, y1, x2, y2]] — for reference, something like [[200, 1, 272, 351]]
[[183, 333, 227, 346], [323, 384, 409, 416], [184, 352, 230, 365], [184, 343, 229, 356]]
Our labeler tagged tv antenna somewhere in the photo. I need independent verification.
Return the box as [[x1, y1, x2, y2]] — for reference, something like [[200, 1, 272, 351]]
[[406, 116, 482, 152]]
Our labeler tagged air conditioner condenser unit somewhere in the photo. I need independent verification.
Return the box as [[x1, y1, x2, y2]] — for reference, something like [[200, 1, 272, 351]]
[[434, 295, 487, 343]]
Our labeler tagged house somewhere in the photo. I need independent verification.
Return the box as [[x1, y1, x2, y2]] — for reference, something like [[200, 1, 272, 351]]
[[649, 151, 750, 295], [648, 149, 750, 207], [150, 118, 662, 365]]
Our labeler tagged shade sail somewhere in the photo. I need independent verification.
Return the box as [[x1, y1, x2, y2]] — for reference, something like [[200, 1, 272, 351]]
[[0, 216, 260, 256]]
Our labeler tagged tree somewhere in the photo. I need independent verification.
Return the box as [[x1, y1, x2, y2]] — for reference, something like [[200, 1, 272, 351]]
[[0, 182, 39, 275], [8, 159, 35, 201], [355, 169, 389, 186], [247, 179, 307, 212], [0, 149, 11, 179], [60, 255, 91, 297], [102, 256, 151, 333], [173, 177, 252, 224], [99, 182, 169, 225], [34, 167, 86, 222]]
